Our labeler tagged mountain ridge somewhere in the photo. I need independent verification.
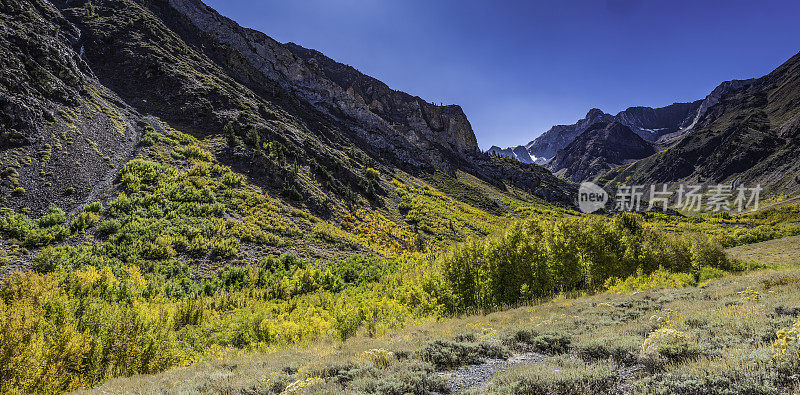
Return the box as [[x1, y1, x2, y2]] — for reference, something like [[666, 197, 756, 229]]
[[0, 0, 577, 217], [489, 100, 701, 165], [601, 51, 800, 193]]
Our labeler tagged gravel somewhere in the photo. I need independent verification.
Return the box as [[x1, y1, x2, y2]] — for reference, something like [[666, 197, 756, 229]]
[[439, 353, 544, 394]]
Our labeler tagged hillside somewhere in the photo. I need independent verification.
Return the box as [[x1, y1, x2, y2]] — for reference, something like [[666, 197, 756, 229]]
[[0, 0, 585, 271], [1, 0, 576, 219]]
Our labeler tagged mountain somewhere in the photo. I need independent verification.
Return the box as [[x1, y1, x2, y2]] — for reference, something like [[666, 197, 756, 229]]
[[615, 101, 703, 142], [658, 79, 755, 142], [0, 0, 576, 219], [486, 145, 536, 164], [602, 52, 800, 194], [492, 101, 701, 166], [525, 108, 616, 162], [547, 121, 656, 182]]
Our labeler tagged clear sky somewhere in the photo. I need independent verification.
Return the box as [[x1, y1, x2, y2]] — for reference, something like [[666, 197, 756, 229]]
[[203, 0, 800, 149]]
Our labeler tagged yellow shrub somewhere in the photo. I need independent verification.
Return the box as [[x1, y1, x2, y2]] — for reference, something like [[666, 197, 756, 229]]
[[361, 349, 394, 368], [774, 317, 800, 359]]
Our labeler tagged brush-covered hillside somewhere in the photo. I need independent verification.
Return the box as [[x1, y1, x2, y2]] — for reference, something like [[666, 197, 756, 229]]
[[2, 0, 800, 394]]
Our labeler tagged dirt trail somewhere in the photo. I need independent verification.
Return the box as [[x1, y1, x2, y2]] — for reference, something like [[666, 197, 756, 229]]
[[441, 353, 543, 394]]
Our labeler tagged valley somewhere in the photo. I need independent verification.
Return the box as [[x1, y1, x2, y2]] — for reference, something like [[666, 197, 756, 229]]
[[1, 0, 799, 394]]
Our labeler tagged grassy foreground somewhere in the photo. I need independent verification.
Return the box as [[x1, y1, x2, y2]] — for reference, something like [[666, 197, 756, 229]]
[[81, 240, 800, 394]]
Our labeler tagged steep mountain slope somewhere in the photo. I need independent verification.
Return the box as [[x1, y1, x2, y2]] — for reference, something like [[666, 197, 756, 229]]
[[0, 0, 147, 215], [547, 122, 656, 182], [658, 79, 754, 142], [0, 0, 576, 220], [603, 52, 800, 193]]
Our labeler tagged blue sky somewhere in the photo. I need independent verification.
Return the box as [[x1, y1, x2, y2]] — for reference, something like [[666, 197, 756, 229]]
[[203, 0, 800, 149]]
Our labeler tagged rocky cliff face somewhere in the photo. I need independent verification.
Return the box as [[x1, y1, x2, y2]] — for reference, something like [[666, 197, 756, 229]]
[[658, 79, 754, 143], [547, 122, 656, 182], [283, 43, 479, 156], [166, 0, 478, 166], [616, 101, 702, 142]]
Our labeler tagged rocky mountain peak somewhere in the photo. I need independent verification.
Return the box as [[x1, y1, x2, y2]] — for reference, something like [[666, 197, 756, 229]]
[[585, 108, 607, 119], [548, 121, 656, 182]]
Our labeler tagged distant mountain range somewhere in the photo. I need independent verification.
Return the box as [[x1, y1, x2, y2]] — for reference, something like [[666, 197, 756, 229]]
[[489, 102, 701, 165], [603, 53, 800, 194], [487, 61, 800, 195], [489, 79, 758, 167]]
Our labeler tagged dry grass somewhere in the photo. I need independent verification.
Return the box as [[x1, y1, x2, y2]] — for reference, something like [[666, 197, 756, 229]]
[[726, 235, 800, 267]]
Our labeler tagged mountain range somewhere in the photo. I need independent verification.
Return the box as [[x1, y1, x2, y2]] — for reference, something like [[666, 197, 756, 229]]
[[603, 54, 800, 194], [488, 101, 703, 165], [489, 58, 800, 194], [1, 0, 797, 228]]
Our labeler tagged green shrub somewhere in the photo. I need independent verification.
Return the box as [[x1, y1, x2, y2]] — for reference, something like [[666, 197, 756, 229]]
[[97, 219, 121, 235], [605, 268, 696, 294], [140, 126, 162, 146], [0, 205, 68, 248], [574, 335, 640, 365], [440, 214, 735, 309], [37, 204, 66, 228], [483, 355, 618, 395], [348, 360, 448, 394], [414, 339, 508, 370], [633, 373, 779, 395], [70, 211, 100, 233], [84, 201, 104, 213], [503, 329, 571, 354]]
